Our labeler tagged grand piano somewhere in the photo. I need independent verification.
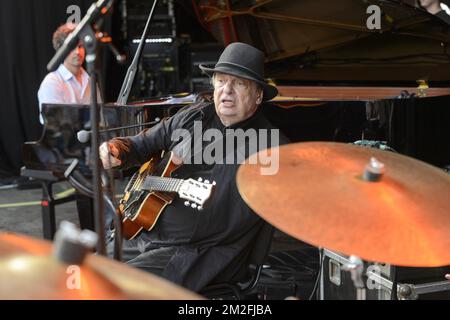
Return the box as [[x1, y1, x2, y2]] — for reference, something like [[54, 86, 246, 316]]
[[21, 0, 450, 299], [191, 0, 450, 167]]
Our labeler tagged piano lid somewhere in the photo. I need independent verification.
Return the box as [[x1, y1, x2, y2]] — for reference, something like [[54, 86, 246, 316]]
[[193, 0, 450, 85]]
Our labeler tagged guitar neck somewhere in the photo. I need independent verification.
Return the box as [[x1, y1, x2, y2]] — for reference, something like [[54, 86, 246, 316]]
[[140, 176, 184, 193]]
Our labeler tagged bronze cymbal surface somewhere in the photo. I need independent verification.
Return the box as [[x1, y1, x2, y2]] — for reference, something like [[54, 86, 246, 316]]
[[237, 142, 450, 267], [0, 233, 202, 300]]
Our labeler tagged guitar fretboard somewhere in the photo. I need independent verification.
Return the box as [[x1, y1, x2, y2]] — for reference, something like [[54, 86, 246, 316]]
[[140, 176, 184, 193]]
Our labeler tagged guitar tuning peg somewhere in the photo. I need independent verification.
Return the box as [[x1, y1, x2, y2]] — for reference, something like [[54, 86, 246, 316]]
[[205, 180, 210, 184], [212, 181, 216, 186], [184, 201, 190, 207], [197, 177, 203, 182], [197, 206, 203, 211], [191, 203, 197, 209]]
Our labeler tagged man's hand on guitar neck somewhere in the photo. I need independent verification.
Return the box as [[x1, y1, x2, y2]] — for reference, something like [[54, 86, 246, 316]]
[[100, 142, 122, 169]]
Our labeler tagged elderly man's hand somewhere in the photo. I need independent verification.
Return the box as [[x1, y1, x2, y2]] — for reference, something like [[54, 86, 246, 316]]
[[99, 142, 121, 169]]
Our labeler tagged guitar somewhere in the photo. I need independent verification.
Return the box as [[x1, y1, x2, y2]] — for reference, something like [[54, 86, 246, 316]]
[[118, 152, 216, 240]]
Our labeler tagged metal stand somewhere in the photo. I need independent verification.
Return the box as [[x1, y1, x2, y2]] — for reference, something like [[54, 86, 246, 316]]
[[80, 25, 105, 255], [319, 249, 367, 300], [342, 255, 366, 300], [46, 0, 115, 255]]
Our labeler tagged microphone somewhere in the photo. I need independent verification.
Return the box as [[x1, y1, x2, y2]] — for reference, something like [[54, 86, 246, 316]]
[[77, 130, 91, 144], [77, 118, 160, 143]]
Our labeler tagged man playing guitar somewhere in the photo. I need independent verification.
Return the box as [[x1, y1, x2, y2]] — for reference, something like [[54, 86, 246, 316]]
[[100, 42, 288, 292]]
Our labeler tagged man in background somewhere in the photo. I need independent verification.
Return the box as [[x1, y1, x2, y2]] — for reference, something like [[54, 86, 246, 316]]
[[37, 23, 99, 124]]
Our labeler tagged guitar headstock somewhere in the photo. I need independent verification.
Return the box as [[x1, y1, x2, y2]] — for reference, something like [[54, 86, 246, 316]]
[[179, 178, 216, 210]]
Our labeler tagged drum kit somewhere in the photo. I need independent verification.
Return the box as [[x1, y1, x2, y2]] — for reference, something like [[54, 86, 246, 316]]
[[1, 141, 449, 299]]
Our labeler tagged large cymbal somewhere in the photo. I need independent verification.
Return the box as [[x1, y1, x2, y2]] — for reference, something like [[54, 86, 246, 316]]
[[237, 142, 450, 267], [0, 233, 202, 300]]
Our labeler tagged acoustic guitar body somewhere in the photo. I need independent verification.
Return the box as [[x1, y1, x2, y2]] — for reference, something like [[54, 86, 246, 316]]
[[119, 152, 180, 240]]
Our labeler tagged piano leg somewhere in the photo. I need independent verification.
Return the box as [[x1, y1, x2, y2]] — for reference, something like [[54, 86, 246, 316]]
[[75, 193, 95, 232], [40, 181, 77, 240]]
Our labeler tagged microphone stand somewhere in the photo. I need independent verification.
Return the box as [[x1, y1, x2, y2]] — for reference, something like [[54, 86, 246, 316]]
[[84, 26, 106, 255], [77, 119, 161, 143], [47, 0, 115, 256]]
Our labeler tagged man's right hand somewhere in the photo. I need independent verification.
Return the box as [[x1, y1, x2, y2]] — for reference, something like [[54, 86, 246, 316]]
[[99, 142, 122, 169]]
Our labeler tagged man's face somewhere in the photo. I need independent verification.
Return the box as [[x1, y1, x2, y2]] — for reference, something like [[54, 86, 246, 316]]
[[64, 43, 85, 69], [213, 72, 263, 127]]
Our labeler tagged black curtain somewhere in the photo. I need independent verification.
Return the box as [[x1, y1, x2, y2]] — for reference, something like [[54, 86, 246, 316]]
[[388, 95, 450, 168]]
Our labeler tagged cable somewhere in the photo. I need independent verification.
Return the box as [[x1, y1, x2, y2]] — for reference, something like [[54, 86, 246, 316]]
[[276, 251, 318, 274], [308, 248, 325, 300]]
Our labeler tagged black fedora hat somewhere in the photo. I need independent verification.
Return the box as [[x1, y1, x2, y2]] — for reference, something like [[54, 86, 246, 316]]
[[199, 42, 278, 101]]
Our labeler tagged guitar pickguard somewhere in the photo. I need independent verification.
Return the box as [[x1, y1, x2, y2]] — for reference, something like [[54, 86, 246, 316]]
[[122, 190, 150, 220]]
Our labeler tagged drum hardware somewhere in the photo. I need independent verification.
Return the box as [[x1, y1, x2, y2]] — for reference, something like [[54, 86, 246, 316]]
[[52, 221, 98, 265], [367, 268, 450, 300], [341, 256, 366, 300], [362, 157, 384, 182], [321, 249, 367, 298]]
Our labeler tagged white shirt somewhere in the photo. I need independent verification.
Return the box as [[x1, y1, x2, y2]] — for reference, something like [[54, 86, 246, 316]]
[[37, 64, 101, 124]]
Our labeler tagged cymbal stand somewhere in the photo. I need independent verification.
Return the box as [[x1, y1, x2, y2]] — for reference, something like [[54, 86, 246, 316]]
[[342, 255, 366, 300]]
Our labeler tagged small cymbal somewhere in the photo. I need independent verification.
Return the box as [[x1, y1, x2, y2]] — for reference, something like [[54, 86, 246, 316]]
[[0, 233, 202, 300], [237, 142, 450, 267]]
